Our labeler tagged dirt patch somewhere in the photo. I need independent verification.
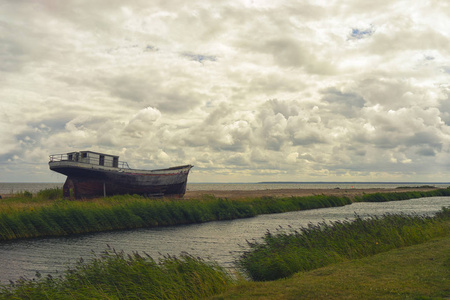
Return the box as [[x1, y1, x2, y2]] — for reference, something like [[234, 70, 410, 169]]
[[184, 187, 440, 201]]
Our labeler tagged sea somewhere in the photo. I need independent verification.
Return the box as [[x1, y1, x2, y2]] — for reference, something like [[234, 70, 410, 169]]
[[1, 182, 449, 195]]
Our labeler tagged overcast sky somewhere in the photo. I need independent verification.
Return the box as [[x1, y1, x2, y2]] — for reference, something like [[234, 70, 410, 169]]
[[1, 0, 450, 183]]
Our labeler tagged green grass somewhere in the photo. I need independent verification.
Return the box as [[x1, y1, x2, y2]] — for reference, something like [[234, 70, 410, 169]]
[[0, 187, 449, 241], [216, 236, 450, 299], [236, 207, 450, 281], [354, 188, 450, 202], [0, 247, 233, 299], [0, 191, 353, 241], [1, 208, 449, 299]]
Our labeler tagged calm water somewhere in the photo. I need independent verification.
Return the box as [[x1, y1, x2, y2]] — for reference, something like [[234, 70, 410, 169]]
[[0, 196, 449, 284], [1, 182, 449, 195]]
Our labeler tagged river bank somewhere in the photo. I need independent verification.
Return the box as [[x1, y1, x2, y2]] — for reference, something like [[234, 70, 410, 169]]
[[2, 208, 449, 299], [0, 187, 437, 200], [184, 186, 440, 200], [215, 235, 450, 299], [1, 187, 448, 242], [1, 181, 447, 198], [1, 195, 449, 285]]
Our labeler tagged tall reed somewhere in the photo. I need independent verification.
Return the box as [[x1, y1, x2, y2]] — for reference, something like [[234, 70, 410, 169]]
[[0, 193, 351, 241], [236, 207, 450, 281], [0, 247, 233, 299], [0, 188, 448, 241], [354, 188, 450, 202]]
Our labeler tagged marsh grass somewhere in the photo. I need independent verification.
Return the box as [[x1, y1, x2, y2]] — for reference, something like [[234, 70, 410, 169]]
[[0, 191, 353, 241], [0, 188, 449, 241], [1, 210, 449, 299], [0, 188, 63, 214], [217, 236, 450, 299], [236, 207, 450, 281], [36, 187, 63, 200], [354, 188, 450, 202], [0, 247, 233, 299]]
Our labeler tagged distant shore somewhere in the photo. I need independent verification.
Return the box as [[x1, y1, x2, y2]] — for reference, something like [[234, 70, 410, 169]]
[[0, 186, 442, 200], [184, 186, 441, 200]]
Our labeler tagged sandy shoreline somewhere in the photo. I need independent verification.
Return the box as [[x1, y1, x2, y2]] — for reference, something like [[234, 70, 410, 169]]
[[184, 187, 441, 200]]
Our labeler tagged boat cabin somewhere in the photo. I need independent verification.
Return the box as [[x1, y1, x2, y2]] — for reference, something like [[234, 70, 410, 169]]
[[66, 151, 119, 168]]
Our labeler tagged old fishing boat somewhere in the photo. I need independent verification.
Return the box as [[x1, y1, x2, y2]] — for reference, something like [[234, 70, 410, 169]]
[[49, 151, 193, 198]]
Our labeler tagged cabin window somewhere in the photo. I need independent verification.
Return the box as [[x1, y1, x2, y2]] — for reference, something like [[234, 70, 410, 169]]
[[99, 155, 105, 166], [113, 157, 119, 168], [68, 154, 73, 161]]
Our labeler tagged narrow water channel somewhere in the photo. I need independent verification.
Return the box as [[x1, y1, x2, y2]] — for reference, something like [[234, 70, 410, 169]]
[[0, 197, 448, 284]]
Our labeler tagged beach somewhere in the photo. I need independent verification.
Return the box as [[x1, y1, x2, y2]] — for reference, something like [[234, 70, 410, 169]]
[[184, 187, 440, 200]]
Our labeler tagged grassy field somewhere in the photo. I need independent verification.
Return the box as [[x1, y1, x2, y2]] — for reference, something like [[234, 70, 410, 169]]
[[215, 236, 450, 299], [236, 208, 450, 281]]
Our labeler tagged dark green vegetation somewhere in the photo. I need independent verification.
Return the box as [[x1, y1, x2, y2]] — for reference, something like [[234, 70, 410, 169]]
[[0, 248, 232, 299], [396, 185, 437, 189], [1, 208, 449, 299], [0, 191, 352, 241], [355, 188, 450, 202], [237, 207, 450, 281], [1, 188, 450, 241], [217, 236, 450, 299]]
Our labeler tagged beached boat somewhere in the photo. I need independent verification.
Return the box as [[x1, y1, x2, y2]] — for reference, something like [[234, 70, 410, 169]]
[[49, 151, 193, 198]]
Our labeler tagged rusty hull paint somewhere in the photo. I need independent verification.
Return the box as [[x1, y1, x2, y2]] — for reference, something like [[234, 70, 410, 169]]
[[52, 163, 192, 199], [63, 175, 188, 198]]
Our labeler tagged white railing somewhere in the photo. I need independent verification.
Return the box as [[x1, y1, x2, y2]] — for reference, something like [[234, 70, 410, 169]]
[[49, 153, 130, 169]]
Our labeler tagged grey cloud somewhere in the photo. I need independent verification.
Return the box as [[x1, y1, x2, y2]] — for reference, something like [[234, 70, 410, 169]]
[[266, 99, 301, 118], [229, 7, 336, 74], [225, 153, 250, 166], [258, 73, 303, 95], [257, 37, 335, 74], [438, 92, 450, 125], [106, 73, 203, 114], [204, 103, 234, 125], [321, 88, 365, 118], [291, 131, 327, 146], [406, 131, 443, 148], [185, 123, 250, 153], [356, 77, 431, 109], [258, 113, 288, 151], [346, 145, 366, 157], [371, 26, 450, 55], [285, 115, 327, 146], [2, 0, 450, 182], [107, 75, 154, 104], [416, 147, 436, 156], [0, 15, 48, 73], [0, 36, 27, 72], [264, 38, 308, 68], [123, 107, 161, 138], [352, 105, 449, 155], [28, 117, 74, 134]]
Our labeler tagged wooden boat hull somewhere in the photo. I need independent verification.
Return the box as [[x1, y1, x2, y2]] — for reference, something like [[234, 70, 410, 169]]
[[49, 160, 192, 198]]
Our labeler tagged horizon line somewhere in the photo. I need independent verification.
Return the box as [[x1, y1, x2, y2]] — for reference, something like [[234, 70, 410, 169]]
[[1, 181, 449, 185]]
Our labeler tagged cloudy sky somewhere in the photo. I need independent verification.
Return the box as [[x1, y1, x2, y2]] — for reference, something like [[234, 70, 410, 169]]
[[1, 0, 450, 183]]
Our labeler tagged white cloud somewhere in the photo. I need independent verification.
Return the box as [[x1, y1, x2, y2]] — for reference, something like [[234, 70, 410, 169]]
[[1, 0, 450, 182]]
